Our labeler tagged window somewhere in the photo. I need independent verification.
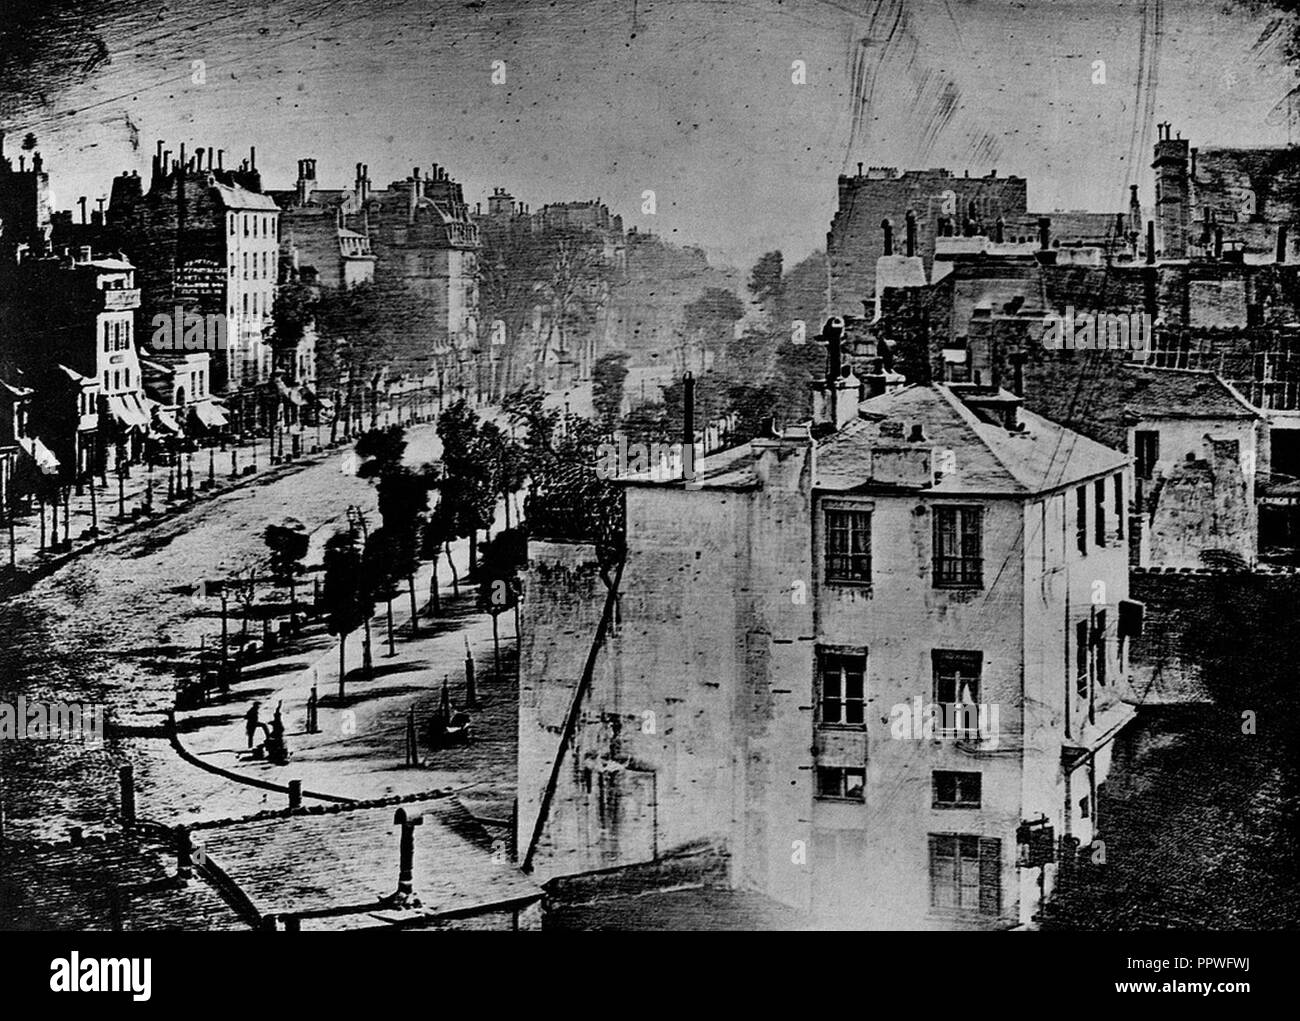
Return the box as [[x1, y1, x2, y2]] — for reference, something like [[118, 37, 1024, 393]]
[[124, 368, 130, 387], [1076, 486, 1088, 554], [932, 650, 982, 737], [243, 215, 249, 237], [933, 771, 982, 808], [103, 321, 110, 352], [825, 507, 872, 584], [818, 648, 866, 726], [816, 766, 865, 801], [933, 506, 983, 587], [929, 834, 1001, 916], [1095, 479, 1106, 546], [1080, 795, 1091, 819], [1093, 609, 1107, 688], [1114, 474, 1125, 540], [1135, 430, 1159, 480], [1076, 620, 1089, 698]]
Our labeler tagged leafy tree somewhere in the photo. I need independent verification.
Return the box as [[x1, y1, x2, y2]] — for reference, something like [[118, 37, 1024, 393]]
[[264, 518, 309, 624], [476, 527, 527, 680], [322, 524, 372, 695], [355, 424, 407, 479], [592, 351, 630, 434], [684, 287, 745, 361], [271, 280, 316, 347], [747, 250, 785, 315], [419, 497, 456, 612]]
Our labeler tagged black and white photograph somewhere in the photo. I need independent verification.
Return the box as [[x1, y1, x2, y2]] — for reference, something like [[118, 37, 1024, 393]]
[[0, 0, 1293, 983]]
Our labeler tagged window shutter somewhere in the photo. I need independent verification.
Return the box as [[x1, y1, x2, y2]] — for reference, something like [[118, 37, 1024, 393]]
[[978, 838, 1001, 916]]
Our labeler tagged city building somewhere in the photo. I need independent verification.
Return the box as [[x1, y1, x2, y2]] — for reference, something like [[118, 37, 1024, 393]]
[[107, 142, 279, 433], [266, 159, 376, 290], [519, 353, 1139, 929]]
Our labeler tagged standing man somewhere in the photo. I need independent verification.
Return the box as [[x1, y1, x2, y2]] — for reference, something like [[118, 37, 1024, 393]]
[[245, 700, 261, 749]]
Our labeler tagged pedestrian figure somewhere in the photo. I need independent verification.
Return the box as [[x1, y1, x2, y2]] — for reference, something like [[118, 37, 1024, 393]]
[[245, 700, 261, 749], [270, 701, 285, 743], [307, 685, 319, 734]]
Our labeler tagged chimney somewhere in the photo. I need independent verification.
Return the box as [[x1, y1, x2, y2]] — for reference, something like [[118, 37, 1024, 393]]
[[905, 210, 917, 257], [78, 196, 87, 224], [1191, 146, 1197, 179], [217, 149, 224, 171], [857, 162, 864, 177], [1146, 220, 1156, 264], [1038, 216, 1051, 250], [994, 216, 1005, 244], [249, 146, 256, 171], [881, 218, 893, 256], [1279, 224, 1289, 264]]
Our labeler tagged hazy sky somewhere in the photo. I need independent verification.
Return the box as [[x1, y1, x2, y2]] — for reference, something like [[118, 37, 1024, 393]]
[[2, 0, 1298, 270]]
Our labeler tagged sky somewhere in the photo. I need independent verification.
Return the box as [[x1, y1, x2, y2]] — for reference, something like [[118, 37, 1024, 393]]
[[2, 0, 1298, 272]]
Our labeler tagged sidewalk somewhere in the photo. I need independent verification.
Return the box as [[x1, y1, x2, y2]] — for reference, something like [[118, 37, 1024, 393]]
[[172, 497, 521, 823]]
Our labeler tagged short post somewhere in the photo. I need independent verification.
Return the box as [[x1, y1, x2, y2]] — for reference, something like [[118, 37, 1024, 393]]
[[119, 764, 136, 828], [307, 685, 319, 734], [389, 808, 424, 907], [288, 779, 302, 810], [176, 825, 194, 882], [405, 706, 418, 767]]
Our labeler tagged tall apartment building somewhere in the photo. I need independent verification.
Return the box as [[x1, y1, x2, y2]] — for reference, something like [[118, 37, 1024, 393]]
[[357, 162, 480, 378], [519, 358, 1140, 928], [266, 158, 376, 290], [108, 142, 279, 431], [0, 248, 144, 476]]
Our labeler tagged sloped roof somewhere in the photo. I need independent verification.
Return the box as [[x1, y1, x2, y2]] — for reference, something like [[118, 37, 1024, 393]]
[[210, 181, 279, 211], [1023, 363, 1259, 450], [815, 384, 1127, 495]]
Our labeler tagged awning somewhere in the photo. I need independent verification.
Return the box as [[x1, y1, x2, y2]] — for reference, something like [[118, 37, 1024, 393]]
[[190, 401, 229, 429], [151, 404, 182, 435], [17, 435, 60, 476], [105, 393, 150, 431]]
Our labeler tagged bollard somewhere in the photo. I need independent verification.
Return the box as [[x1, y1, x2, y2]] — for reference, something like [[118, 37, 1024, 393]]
[[288, 779, 302, 811], [175, 825, 194, 882], [464, 643, 476, 708], [119, 764, 136, 828]]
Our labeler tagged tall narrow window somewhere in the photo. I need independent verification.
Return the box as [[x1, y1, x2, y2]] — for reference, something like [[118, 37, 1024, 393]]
[[1135, 430, 1159, 480], [929, 834, 1001, 916], [1076, 486, 1088, 554], [1114, 474, 1125, 540], [818, 648, 866, 726], [933, 506, 983, 588], [932, 651, 982, 737], [825, 507, 872, 584], [1094, 479, 1106, 546], [1094, 609, 1108, 688], [1076, 620, 1089, 698]]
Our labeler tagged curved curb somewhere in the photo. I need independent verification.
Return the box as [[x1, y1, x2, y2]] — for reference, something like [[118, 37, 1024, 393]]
[[166, 708, 354, 805]]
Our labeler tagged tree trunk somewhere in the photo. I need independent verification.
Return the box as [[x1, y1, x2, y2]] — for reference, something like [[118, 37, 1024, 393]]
[[492, 613, 501, 680], [408, 574, 418, 633], [386, 595, 395, 656], [446, 541, 459, 595], [289, 575, 297, 628], [339, 635, 346, 698], [469, 531, 478, 576], [429, 560, 441, 614], [363, 618, 373, 678]]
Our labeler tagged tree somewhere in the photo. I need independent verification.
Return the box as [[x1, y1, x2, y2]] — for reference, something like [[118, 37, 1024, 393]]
[[363, 526, 404, 657], [322, 524, 371, 695], [684, 287, 745, 364], [592, 351, 630, 433], [477, 527, 527, 680], [264, 518, 309, 626], [420, 497, 456, 614], [271, 280, 316, 347], [375, 467, 430, 628], [747, 250, 785, 316], [355, 424, 407, 479]]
